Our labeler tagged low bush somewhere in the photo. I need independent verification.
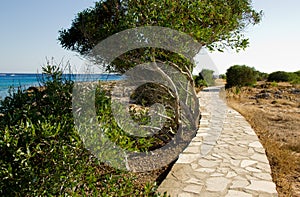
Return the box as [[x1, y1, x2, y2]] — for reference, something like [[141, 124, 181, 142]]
[[193, 69, 215, 88], [255, 71, 269, 81], [267, 71, 300, 84], [219, 74, 226, 80], [0, 63, 161, 196], [193, 76, 208, 88], [225, 65, 257, 88], [267, 71, 291, 82]]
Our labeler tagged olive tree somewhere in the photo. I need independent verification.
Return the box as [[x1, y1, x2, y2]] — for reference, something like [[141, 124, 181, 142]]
[[59, 0, 262, 161], [58, 0, 262, 73]]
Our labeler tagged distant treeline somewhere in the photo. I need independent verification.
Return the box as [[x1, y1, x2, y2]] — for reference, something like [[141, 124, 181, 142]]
[[193, 65, 300, 89]]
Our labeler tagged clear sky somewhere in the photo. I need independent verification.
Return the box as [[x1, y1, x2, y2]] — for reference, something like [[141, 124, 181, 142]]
[[0, 0, 95, 73], [0, 0, 299, 74], [210, 0, 300, 74]]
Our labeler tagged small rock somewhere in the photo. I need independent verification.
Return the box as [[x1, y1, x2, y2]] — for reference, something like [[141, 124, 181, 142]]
[[255, 93, 271, 99], [274, 93, 283, 99], [290, 89, 300, 94]]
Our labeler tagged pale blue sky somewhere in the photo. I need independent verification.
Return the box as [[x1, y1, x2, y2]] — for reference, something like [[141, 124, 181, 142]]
[[210, 0, 300, 73], [0, 0, 299, 74], [0, 0, 95, 73]]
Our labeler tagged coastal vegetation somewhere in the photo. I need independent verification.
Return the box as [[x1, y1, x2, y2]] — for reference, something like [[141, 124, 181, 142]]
[[0, 64, 166, 196], [268, 71, 300, 84], [0, 0, 263, 196], [225, 64, 300, 89]]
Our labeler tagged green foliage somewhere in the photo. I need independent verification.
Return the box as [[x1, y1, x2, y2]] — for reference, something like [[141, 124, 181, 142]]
[[225, 65, 257, 88], [94, 85, 168, 152], [0, 64, 160, 196], [58, 0, 262, 73], [194, 69, 215, 87], [290, 77, 300, 85], [219, 74, 227, 80], [270, 81, 278, 87], [255, 71, 269, 81], [232, 86, 241, 95], [267, 71, 291, 82], [267, 71, 300, 84], [294, 70, 300, 77], [0, 61, 73, 128], [200, 69, 215, 86], [193, 76, 208, 88]]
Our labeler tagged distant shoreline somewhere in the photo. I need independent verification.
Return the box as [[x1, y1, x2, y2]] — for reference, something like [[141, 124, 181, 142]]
[[0, 72, 122, 75], [0, 73, 123, 100]]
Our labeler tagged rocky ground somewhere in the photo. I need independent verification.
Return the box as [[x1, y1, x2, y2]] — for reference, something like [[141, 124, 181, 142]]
[[226, 82, 300, 197]]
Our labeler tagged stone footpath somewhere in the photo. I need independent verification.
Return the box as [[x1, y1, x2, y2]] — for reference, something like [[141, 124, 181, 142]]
[[157, 86, 278, 197]]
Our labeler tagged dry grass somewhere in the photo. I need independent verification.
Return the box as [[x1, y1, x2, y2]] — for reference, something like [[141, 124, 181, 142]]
[[226, 82, 300, 197]]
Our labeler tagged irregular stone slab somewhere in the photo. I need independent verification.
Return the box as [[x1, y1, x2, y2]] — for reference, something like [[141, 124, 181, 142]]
[[249, 141, 264, 148], [177, 154, 198, 164], [206, 177, 231, 192], [226, 190, 252, 197], [195, 167, 215, 173], [250, 153, 269, 163], [245, 180, 277, 193], [246, 166, 262, 173], [178, 192, 197, 197], [226, 171, 237, 178], [183, 146, 200, 154], [183, 184, 203, 194], [230, 180, 250, 188], [198, 159, 218, 168], [241, 160, 257, 168], [186, 177, 204, 185]]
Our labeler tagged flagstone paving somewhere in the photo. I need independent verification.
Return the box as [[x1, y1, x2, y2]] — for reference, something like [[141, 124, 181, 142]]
[[157, 86, 278, 197]]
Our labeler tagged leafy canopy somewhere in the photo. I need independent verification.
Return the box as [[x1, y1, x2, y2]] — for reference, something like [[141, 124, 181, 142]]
[[58, 0, 262, 72]]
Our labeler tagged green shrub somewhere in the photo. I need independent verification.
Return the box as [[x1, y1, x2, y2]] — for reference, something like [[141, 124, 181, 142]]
[[219, 74, 226, 80], [0, 63, 160, 196], [289, 72, 300, 84], [270, 81, 278, 87], [294, 70, 300, 77], [255, 71, 269, 81], [193, 69, 215, 88], [225, 65, 257, 89], [267, 71, 300, 84], [267, 71, 291, 82], [193, 76, 208, 88], [291, 77, 300, 84]]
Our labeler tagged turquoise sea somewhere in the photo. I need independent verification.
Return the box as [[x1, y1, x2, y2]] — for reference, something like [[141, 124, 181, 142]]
[[0, 73, 123, 100]]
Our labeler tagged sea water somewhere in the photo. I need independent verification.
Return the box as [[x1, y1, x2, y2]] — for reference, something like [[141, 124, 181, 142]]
[[0, 73, 123, 100]]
